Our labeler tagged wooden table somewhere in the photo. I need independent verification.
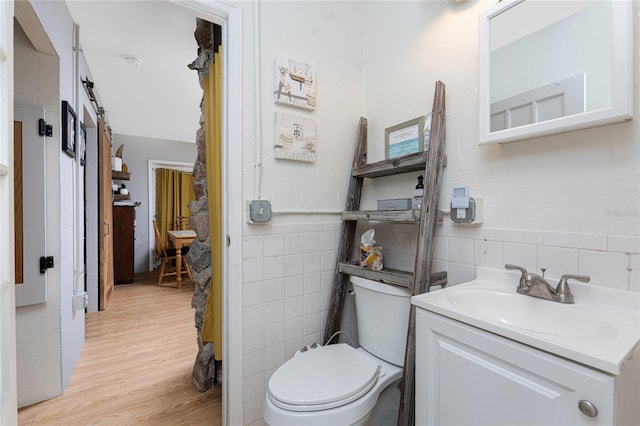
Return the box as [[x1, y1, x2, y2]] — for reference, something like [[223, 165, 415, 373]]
[[167, 230, 196, 288]]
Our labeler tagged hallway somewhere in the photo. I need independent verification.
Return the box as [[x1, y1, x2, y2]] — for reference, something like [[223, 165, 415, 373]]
[[18, 273, 221, 425]]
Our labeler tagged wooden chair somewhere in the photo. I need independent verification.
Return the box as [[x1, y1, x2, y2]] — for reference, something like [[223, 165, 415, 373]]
[[153, 220, 192, 287], [175, 216, 191, 230]]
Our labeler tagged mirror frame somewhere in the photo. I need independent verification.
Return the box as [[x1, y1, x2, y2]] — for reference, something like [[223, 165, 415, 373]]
[[478, 0, 633, 145]]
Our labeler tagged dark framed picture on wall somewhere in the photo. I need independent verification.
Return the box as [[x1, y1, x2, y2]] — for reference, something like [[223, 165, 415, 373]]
[[61, 100, 77, 159], [79, 122, 87, 166]]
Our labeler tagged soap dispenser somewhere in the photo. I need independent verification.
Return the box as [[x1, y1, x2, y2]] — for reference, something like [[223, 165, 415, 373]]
[[412, 175, 424, 209]]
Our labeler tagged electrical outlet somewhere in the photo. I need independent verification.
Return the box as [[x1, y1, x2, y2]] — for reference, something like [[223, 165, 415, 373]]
[[456, 208, 466, 219], [451, 198, 483, 225]]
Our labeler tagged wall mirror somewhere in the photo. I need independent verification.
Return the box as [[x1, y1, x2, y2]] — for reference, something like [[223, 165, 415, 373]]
[[478, 0, 633, 144]]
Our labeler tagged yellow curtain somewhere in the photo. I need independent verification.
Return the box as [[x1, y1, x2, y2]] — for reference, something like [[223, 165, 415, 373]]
[[201, 48, 223, 362], [155, 168, 195, 247]]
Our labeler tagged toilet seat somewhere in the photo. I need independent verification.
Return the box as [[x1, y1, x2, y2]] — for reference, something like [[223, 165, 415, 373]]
[[268, 344, 380, 412]]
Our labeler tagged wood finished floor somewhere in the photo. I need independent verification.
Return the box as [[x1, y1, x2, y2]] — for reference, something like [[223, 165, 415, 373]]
[[18, 272, 221, 426]]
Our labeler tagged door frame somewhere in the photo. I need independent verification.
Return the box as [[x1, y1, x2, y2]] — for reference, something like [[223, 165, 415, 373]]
[[169, 2, 243, 424]]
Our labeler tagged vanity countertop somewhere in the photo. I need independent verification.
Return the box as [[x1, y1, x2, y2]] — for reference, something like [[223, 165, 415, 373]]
[[412, 267, 640, 375]]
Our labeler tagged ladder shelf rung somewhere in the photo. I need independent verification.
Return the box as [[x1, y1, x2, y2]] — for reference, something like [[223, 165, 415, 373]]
[[342, 209, 444, 222], [353, 153, 446, 179]]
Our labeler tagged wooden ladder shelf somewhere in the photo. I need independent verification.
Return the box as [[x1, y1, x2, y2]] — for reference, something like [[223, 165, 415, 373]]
[[323, 81, 447, 426]]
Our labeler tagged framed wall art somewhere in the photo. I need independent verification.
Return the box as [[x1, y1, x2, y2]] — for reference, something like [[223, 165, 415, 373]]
[[274, 56, 316, 111], [61, 100, 77, 159], [274, 111, 316, 162], [385, 116, 425, 159], [79, 122, 87, 166]]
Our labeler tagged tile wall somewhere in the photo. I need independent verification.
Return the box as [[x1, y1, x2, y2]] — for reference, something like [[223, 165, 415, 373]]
[[242, 220, 639, 424]]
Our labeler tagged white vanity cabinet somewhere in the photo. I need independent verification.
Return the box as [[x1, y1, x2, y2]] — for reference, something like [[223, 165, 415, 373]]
[[415, 309, 622, 426]]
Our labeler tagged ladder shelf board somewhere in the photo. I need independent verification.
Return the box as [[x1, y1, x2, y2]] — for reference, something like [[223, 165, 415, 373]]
[[338, 261, 448, 289], [111, 171, 131, 180], [342, 209, 444, 222], [353, 152, 446, 179]]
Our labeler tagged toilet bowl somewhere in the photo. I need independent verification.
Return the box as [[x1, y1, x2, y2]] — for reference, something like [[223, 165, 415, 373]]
[[263, 276, 411, 426], [264, 344, 402, 426]]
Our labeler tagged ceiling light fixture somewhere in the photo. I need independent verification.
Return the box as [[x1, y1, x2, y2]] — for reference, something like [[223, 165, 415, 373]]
[[123, 55, 143, 68]]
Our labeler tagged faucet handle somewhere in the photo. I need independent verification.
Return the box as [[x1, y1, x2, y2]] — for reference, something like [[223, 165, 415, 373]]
[[555, 274, 590, 304], [505, 264, 528, 289]]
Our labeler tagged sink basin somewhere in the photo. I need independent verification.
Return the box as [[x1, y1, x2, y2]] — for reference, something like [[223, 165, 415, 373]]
[[446, 289, 618, 340], [412, 267, 640, 375]]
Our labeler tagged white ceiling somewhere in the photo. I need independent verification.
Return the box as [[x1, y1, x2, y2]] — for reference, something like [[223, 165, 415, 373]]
[[65, 0, 202, 143]]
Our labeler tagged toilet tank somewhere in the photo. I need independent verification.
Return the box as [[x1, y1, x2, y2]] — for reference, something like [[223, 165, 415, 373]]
[[351, 276, 411, 367]]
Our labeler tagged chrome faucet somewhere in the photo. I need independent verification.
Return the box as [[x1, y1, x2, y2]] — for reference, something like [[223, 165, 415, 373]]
[[504, 264, 590, 304]]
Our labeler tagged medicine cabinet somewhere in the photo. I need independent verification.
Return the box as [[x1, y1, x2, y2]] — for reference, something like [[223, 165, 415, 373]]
[[478, 0, 633, 144]]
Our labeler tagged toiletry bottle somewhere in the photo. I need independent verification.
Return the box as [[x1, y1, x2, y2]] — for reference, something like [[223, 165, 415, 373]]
[[412, 175, 424, 210]]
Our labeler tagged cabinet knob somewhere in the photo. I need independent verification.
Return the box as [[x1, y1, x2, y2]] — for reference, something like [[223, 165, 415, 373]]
[[578, 400, 598, 417]]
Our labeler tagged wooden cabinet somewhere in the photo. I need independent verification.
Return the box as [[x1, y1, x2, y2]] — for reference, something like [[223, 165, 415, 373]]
[[415, 309, 622, 426], [113, 206, 135, 284]]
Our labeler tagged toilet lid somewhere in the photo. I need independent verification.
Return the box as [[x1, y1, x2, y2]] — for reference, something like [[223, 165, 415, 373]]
[[268, 344, 380, 412]]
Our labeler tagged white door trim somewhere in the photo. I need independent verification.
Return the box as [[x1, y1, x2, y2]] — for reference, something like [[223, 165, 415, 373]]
[[168, 2, 243, 425]]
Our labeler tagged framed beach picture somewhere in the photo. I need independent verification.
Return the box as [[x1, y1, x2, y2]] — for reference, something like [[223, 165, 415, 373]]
[[385, 116, 425, 160], [274, 112, 316, 162], [273, 56, 316, 111], [61, 100, 77, 159]]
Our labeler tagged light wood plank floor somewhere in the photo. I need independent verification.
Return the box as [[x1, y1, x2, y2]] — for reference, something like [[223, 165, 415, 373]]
[[18, 272, 221, 425]]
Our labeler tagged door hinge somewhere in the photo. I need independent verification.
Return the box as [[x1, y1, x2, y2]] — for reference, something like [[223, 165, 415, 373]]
[[38, 118, 53, 137], [40, 256, 54, 273]]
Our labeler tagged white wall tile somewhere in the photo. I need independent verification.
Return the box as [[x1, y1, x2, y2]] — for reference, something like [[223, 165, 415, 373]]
[[303, 231, 322, 253], [264, 301, 285, 325], [284, 233, 303, 255], [243, 235, 264, 259], [243, 350, 264, 378], [304, 272, 321, 293], [304, 252, 321, 273], [264, 344, 285, 371], [243, 396, 265, 425], [303, 292, 321, 314], [321, 230, 338, 251], [285, 275, 303, 298], [544, 231, 607, 251], [321, 270, 334, 291], [284, 254, 304, 276], [321, 250, 337, 271], [434, 237, 449, 261], [304, 312, 321, 336], [243, 327, 265, 354], [264, 322, 285, 347], [272, 224, 298, 235], [630, 255, 639, 291], [285, 318, 304, 341], [243, 373, 265, 402], [321, 290, 331, 311], [243, 281, 264, 307], [503, 243, 537, 272], [263, 278, 284, 302], [264, 234, 284, 257], [243, 258, 264, 284], [537, 246, 578, 278], [449, 238, 473, 264], [432, 259, 448, 274], [448, 262, 475, 285], [305, 332, 322, 346], [263, 256, 284, 280], [322, 222, 341, 232], [474, 240, 502, 269], [608, 235, 640, 254], [284, 296, 303, 320], [243, 305, 264, 330], [578, 250, 629, 289], [434, 222, 457, 237], [495, 228, 543, 245]]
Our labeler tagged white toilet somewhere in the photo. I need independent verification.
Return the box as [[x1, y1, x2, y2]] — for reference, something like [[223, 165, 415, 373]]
[[263, 276, 411, 426]]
